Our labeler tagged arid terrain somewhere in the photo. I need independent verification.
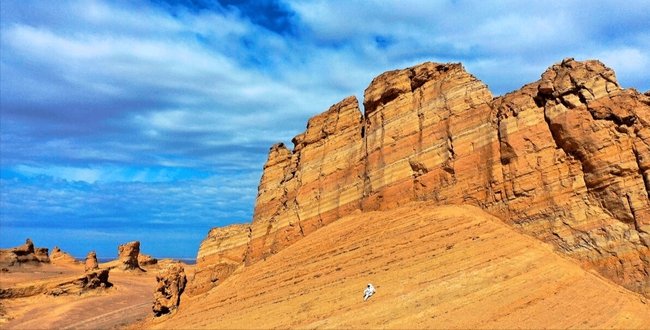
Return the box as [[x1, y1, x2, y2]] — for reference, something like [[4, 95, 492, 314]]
[[0, 252, 193, 329], [144, 203, 650, 329]]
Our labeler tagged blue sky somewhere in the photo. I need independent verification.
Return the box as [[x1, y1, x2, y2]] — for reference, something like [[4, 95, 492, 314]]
[[1, 0, 649, 259]]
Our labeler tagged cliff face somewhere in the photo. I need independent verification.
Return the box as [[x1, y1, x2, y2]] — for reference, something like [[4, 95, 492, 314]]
[[189, 58, 650, 297]]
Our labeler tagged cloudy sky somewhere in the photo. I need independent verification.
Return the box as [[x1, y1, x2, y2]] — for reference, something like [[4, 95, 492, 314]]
[[2, 0, 649, 259]]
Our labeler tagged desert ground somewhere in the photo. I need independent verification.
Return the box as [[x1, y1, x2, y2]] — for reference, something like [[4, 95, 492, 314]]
[[0, 260, 193, 329], [140, 202, 650, 329]]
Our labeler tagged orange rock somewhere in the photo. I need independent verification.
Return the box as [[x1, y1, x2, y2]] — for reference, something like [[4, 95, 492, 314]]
[[138, 253, 158, 267], [192, 58, 650, 298], [85, 251, 99, 272], [51, 246, 80, 265], [0, 238, 49, 266], [116, 241, 141, 270], [152, 262, 186, 316]]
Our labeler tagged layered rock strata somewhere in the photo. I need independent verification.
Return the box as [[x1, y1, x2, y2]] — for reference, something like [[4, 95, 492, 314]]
[[191, 58, 650, 297]]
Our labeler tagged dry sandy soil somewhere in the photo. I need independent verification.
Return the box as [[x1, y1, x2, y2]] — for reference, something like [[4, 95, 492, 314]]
[[0, 261, 193, 329], [143, 202, 650, 329]]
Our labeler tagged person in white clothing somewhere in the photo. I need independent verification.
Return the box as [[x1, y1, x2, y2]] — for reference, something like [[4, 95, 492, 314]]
[[363, 283, 376, 301]]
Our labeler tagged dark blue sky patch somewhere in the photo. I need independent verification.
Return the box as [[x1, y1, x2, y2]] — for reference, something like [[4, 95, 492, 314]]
[[374, 35, 395, 50], [151, 0, 297, 35]]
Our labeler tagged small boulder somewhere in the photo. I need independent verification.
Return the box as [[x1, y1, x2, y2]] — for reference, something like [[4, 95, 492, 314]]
[[152, 262, 187, 316], [85, 251, 99, 272]]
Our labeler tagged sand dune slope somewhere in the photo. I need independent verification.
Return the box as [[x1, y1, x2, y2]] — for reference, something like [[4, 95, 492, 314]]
[[150, 203, 650, 329]]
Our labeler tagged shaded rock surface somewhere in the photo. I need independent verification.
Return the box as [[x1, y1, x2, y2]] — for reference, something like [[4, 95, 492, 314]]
[[190, 58, 650, 298], [152, 262, 186, 316]]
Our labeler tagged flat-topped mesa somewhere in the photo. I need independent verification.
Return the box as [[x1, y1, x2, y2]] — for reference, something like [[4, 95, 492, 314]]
[[192, 59, 650, 298]]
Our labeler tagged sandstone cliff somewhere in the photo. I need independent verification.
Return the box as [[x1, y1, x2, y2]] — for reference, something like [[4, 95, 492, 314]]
[[190, 58, 650, 297]]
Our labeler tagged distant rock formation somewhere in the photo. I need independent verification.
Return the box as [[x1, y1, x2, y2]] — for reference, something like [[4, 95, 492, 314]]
[[138, 253, 158, 267], [44, 269, 111, 296], [116, 241, 141, 270], [85, 251, 99, 272], [153, 262, 186, 316], [50, 246, 80, 265], [0, 239, 50, 266], [34, 248, 49, 263], [0, 269, 111, 299], [190, 58, 650, 298]]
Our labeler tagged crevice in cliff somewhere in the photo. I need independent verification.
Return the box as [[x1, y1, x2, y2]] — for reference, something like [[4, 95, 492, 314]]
[[634, 144, 650, 201], [361, 115, 372, 201], [241, 226, 253, 264], [443, 108, 456, 177], [292, 199, 304, 237], [496, 115, 517, 166]]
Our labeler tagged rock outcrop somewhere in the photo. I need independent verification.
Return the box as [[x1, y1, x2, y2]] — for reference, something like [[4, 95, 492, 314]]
[[85, 251, 99, 272], [0, 239, 50, 266], [152, 262, 187, 316], [190, 58, 650, 298], [138, 253, 158, 267], [34, 248, 49, 263], [0, 269, 111, 299], [50, 246, 80, 265], [44, 269, 111, 296], [116, 241, 141, 270]]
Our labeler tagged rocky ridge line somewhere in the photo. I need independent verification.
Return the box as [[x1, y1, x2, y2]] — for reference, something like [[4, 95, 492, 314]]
[[190, 58, 650, 297]]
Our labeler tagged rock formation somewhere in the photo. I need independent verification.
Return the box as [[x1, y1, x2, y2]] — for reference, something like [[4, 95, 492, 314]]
[[50, 246, 80, 265], [0, 239, 50, 266], [0, 269, 111, 299], [85, 251, 99, 272], [116, 241, 141, 270], [189, 58, 650, 298], [152, 262, 187, 316], [138, 253, 158, 267], [44, 269, 111, 296], [34, 248, 49, 263]]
